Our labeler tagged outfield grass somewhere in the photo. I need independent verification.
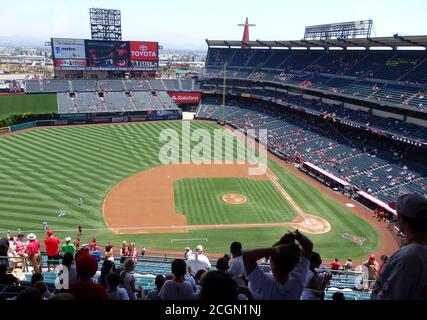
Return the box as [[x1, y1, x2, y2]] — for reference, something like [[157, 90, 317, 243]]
[[0, 121, 380, 260], [174, 178, 297, 225], [0, 94, 57, 121]]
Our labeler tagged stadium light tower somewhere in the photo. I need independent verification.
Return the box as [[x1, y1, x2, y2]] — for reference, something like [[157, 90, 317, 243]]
[[90, 8, 122, 41], [238, 17, 256, 43]]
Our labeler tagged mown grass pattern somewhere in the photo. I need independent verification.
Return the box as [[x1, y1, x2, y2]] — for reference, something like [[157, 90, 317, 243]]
[[0, 121, 380, 260]]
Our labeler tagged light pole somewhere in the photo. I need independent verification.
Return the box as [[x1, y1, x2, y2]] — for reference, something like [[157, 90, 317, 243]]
[[221, 63, 227, 126]]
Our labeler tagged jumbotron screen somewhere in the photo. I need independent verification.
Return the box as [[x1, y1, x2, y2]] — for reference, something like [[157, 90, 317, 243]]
[[52, 38, 159, 71]]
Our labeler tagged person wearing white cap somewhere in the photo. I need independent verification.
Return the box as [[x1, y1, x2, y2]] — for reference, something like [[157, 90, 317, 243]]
[[372, 193, 427, 300], [185, 245, 211, 275], [62, 237, 76, 255], [25, 234, 41, 273]]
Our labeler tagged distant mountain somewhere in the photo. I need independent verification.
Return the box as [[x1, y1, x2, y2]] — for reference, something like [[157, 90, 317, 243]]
[[0, 35, 48, 48]]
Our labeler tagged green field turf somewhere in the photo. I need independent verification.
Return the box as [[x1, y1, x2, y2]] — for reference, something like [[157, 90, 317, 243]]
[[0, 94, 57, 121], [0, 121, 380, 260], [174, 178, 297, 225]]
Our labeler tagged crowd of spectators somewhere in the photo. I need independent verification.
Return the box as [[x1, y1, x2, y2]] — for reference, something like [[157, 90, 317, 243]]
[[0, 193, 426, 301]]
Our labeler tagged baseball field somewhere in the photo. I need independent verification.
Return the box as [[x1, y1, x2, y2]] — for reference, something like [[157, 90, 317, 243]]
[[0, 120, 391, 260]]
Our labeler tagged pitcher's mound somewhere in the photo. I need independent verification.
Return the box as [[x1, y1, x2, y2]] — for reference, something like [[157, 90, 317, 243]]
[[222, 194, 247, 205]]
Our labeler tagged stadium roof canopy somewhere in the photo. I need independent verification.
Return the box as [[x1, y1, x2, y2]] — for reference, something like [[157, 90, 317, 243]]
[[206, 35, 427, 49]]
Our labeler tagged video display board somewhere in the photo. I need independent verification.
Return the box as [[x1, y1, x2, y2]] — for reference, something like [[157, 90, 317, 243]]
[[52, 38, 159, 71], [86, 40, 130, 70]]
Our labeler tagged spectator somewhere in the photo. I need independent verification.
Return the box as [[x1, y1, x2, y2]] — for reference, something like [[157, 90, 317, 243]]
[[300, 252, 331, 300], [140, 246, 146, 256], [91, 246, 102, 263], [68, 250, 108, 300], [344, 257, 353, 270], [332, 291, 346, 301], [73, 238, 80, 251], [120, 241, 129, 263], [7, 237, 17, 268], [159, 259, 195, 300], [243, 229, 313, 300], [194, 269, 207, 286], [146, 275, 165, 300], [0, 264, 19, 285], [14, 233, 27, 259], [363, 254, 379, 288], [33, 280, 52, 300], [107, 272, 129, 300], [105, 242, 114, 261], [44, 230, 60, 270], [61, 252, 77, 285], [120, 259, 142, 300], [99, 259, 116, 290], [184, 247, 193, 260], [216, 258, 229, 274], [89, 237, 97, 251], [228, 241, 246, 286], [200, 271, 238, 302], [372, 193, 427, 300], [62, 237, 76, 255], [331, 258, 341, 271], [128, 242, 137, 263], [378, 255, 388, 276], [25, 233, 41, 273], [15, 287, 42, 302], [0, 237, 9, 268], [30, 272, 44, 287], [186, 245, 211, 275]]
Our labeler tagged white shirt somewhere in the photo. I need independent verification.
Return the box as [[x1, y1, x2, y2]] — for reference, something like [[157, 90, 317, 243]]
[[372, 243, 427, 300], [120, 272, 137, 300], [300, 272, 325, 300], [228, 256, 245, 286], [186, 253, 211, 274], [247, 256, 310, 300], [108, 288, 129, 300], [158, 280, 195, 300]]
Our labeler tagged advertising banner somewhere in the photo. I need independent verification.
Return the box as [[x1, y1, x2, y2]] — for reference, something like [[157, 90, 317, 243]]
[[130, 60, 158, 70], [53, 39, 86, 60], [130, 41, 158, 62], [54, 59, 87, 68], [168, 92, 202, 104]]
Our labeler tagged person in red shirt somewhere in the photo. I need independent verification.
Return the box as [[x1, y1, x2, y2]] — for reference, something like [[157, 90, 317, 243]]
[[68, 250, 108, 300], [89, 237, 97, 252], [25, 234, 41, 273], [331, 258, 341, 271], [44, 230, 60, 270], [374, 209, 380, 219]]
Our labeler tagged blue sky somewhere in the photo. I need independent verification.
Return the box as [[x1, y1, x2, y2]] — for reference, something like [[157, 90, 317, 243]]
[[0, 0, 426, 49]]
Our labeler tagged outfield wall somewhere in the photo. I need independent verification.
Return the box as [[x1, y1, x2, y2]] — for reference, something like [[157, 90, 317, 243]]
[[0, 110, 183, 135]]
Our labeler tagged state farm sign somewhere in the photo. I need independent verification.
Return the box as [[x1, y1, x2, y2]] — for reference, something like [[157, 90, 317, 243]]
[[168, 92, 202, 104], [130, 41, 158, 61]]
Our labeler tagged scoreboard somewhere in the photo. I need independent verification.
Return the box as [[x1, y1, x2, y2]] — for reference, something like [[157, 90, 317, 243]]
[[52, 38, 159, 71]]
